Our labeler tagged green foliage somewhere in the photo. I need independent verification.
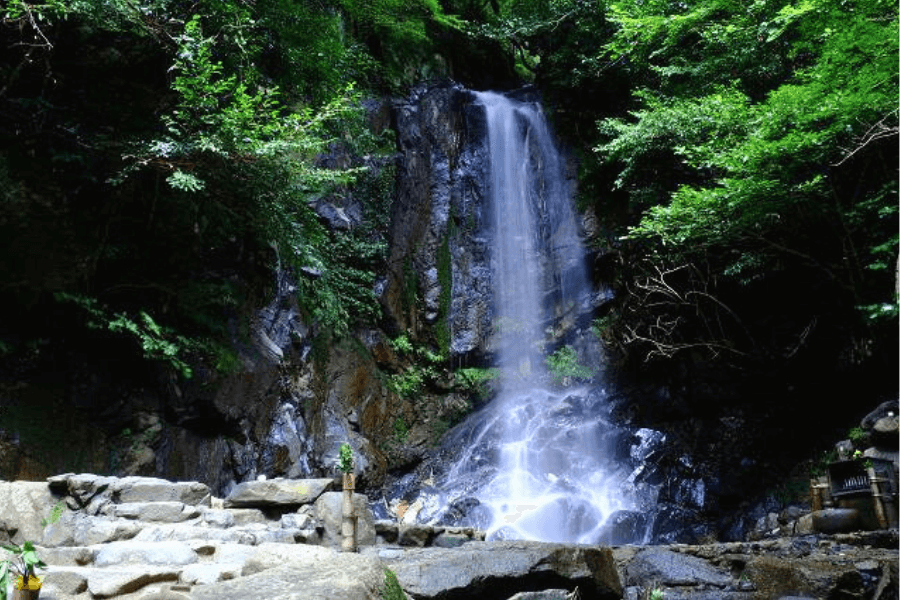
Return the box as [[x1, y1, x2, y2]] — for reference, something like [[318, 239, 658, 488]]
[[40, 501, 66, 528], [393, 417, 409, 443], [390, 334, 415, 356], [390, 364, 438, 398], [455, 367, 498, 401], [381, 567, 406, 600], [847, 427, 868, 447], [56, 293, 200, 378], [545, 345, 595, 385], [592, 0, 898, 363], [0, 541, 46, 598], [2, 0, 69, 23], [338, 442, 354, 474], [388, 335, 447, 397]]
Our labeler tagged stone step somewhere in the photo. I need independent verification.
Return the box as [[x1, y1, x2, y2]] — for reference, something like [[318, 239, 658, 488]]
[[110, 502, 200, 523], [40, 565, 181, 599]]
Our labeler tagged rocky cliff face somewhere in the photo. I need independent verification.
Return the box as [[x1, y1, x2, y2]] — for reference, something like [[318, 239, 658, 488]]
[[381, 82, 493, 360], [0, 82, 502, 499]]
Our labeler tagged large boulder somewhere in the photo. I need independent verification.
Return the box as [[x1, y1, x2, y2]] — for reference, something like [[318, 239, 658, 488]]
[[623, 547, 732, 588], [47, 474, 210, 513], [93, 541, 199, 567], [313, 491, 377, 549], [191, 543, 384, 600], [111, 502, 200, 523], [223, 478, 334, 508], [0, 481, 57, 544], [380, 540, 622, 600]]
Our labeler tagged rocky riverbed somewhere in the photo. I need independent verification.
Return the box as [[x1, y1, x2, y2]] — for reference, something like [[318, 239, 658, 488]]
[[1, 474, 896, 599]]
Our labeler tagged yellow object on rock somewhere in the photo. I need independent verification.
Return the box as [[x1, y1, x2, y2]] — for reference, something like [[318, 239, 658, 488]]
[[15, 576, 42, 591]]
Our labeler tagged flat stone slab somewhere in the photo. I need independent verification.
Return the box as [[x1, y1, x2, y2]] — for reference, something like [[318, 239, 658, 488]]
[[224, 478, 334, 507], [134, 523, 261, 545], [624, 547, 732, 588], [379, 540, 622, 600], [112, 501, 200, 523], [180, 562, 242, 585], [94, 540, 199, 567], [48, 473, 211, 509], [45, 566, 181, 598], [43, 513, 142, 547], [191, 543, 383, 600]]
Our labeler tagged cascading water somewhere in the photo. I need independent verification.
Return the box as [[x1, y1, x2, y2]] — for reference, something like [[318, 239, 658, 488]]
[[424, 91, 638, 544]]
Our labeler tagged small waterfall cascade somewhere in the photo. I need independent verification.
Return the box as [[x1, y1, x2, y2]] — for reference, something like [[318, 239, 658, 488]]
[[430, 91, 637, 544]]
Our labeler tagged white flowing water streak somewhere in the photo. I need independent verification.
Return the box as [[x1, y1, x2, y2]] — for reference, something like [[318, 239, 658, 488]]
[[472, 91, 633, 543]]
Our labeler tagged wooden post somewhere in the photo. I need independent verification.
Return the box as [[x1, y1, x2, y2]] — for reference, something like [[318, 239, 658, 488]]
[[341, 472, 357, 552], [867, 467, 889, 530], [12, 578, 42, 600]]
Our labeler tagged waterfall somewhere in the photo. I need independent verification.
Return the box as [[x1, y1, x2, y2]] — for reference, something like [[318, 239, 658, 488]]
[[427, 91, 636, 544]]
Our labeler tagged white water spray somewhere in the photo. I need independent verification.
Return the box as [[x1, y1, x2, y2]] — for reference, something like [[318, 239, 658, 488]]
[[444, 91, 635, 543]]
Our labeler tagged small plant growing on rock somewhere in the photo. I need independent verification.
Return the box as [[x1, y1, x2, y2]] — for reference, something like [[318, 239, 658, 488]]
[[0, 541, 46, 600], [338, 443, 354, 474], [545, 345, 595, 386], [847, 426, 869, 448], [337, 443, 357, 552], [40, 500, 65, 528], [381, 567, 406, 600]]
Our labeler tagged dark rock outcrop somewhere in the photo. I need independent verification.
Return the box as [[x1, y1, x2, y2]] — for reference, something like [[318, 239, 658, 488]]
[[382, 81, 493, 361]]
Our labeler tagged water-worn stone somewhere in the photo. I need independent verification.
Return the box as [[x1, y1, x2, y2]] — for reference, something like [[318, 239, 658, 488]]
[[191, 543, 384, 600], [180, 562, 241, 584], [68, 515, 142, 546], [224, 478, 334, 507], [210, 543, 262, 566], [85, 566, 181, 598], [201, 508, 235, 528], [111, 502, 199, 523], [812, 508, 861, 534], [279, 511, 317, 530], [597, 510, 649, 545], [115, 477, 210, 505], [872, 415, 899, 446], [398, 523, 435, 547], [383, 82, 493, 357], [0, 481, 58, 544], [224, 508, 267, 526], [133, 523, 257, 544], [313, 491, 377, 549], [93, 541, 198, 567], [382, 540, 622, 600], [39, 545, 94, 566], [375, 520, 399, 543], [744, 555, 868, 599], [433, 531, 470, 548], [48, 474, 210, 510], [42, 569, 89, 595], [17, 473, 900, 600], [506, 591, 575, 600], [623, 547, 732, 588]]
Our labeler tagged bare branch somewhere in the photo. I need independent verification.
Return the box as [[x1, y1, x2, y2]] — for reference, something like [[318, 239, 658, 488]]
[[833, 111, 899, 167]]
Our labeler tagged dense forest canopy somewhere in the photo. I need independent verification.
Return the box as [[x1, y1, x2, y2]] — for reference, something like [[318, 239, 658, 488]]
[[0, 0, 896, 396]]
